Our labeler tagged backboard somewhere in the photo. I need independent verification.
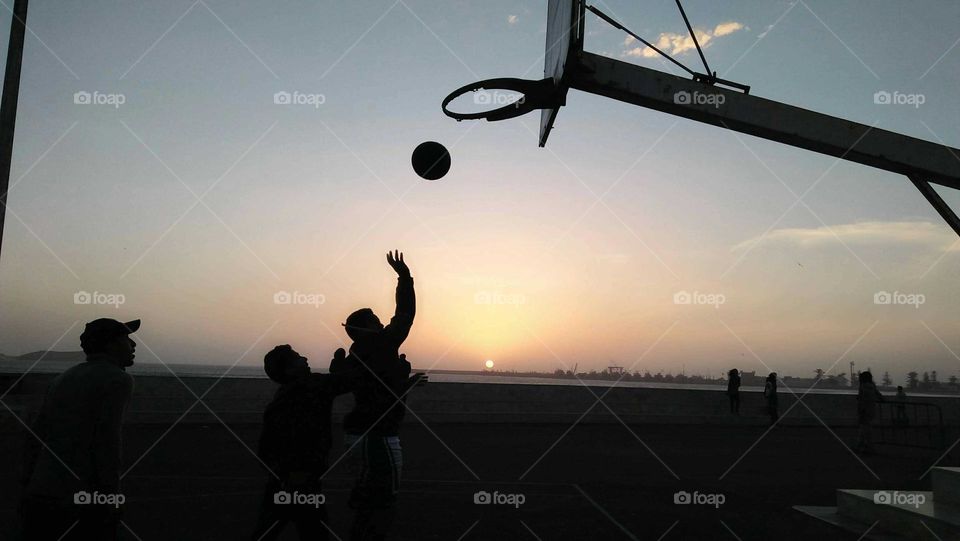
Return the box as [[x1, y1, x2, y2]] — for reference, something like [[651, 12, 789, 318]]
[[440, 0, 960, 237], [539, 0, 585, 147]]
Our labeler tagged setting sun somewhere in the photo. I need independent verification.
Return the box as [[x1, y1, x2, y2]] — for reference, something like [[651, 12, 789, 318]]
[[485, 359, 495, 369]]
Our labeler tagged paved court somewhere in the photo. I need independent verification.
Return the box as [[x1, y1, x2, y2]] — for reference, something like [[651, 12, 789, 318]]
[[1, 421, 954, 540]]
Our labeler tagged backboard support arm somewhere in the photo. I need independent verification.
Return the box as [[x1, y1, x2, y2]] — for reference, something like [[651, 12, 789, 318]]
[[570, 52, 960, 192], [910, 177, 960, 238], [569, 51, 960, 235]]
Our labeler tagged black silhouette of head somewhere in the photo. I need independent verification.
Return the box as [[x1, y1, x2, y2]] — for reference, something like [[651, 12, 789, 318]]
[[343, 308, 383, 341]]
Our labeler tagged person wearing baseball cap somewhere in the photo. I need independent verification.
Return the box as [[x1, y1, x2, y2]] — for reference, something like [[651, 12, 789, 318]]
[[79, 318, 140, 369], [19, 318, 140, 540]]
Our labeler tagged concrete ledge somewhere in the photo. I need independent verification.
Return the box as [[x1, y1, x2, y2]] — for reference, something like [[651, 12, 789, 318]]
[[3, 373, 960, 427]]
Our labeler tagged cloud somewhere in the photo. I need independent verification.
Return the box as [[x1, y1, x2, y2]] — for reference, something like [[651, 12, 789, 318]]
[[624, 35, 636, 46], [507, 14, 519, 25], [732, 221, 960, 252], [713, 22, 744, 37], [622, 21, 745, 59]]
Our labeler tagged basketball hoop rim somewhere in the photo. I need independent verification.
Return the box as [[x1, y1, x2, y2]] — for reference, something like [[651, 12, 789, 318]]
[[441, 77, 560, 122]]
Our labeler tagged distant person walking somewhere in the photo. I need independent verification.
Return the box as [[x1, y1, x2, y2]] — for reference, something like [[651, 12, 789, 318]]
[[727, 369, 741, 415], [19, 318, 139, 541], [764, 372, 779, 425], [895, 386, 908, 426], [855, 371, 884, 454]]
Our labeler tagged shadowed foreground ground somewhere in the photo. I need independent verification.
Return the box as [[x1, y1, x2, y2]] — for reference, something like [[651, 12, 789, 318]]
[[0, 422, 954, 540]]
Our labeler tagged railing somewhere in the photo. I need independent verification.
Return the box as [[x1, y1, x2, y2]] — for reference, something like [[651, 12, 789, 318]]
[[875, 400, 945, 449]]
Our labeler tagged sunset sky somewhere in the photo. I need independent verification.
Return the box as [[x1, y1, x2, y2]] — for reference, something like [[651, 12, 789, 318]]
[[0, 0, 957, 381]]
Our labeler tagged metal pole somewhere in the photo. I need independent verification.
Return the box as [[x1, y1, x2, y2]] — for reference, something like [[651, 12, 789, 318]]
[[0, 0, 30, 265], [910, 176, 960, 238]]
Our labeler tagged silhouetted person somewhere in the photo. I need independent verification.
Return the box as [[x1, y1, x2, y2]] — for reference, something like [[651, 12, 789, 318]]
[[727, 369, 741, 415], [855, 371, 884, 454], [251, 345, 362, 541], [331, 250, 424, 541], [894, 385, 908, 426], [764, 372, 778, 425], [19, 318, 139, 541]]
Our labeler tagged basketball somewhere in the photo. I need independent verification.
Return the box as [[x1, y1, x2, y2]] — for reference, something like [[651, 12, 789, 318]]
[[411, 141, 450, 180]]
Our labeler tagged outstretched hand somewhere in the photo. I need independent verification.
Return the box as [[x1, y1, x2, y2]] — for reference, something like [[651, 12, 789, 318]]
[[387, 250, 410, 278]]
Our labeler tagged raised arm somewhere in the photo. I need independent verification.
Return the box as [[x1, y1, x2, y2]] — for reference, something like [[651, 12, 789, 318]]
[[384, 250, 416, 346]]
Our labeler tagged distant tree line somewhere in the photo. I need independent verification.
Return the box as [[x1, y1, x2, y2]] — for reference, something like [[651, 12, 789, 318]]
[[480, 367, 960, 394]]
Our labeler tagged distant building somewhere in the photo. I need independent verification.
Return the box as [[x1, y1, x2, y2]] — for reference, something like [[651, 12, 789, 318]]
[[781, 376, 819, 388], [739, 371, 764, 386]]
